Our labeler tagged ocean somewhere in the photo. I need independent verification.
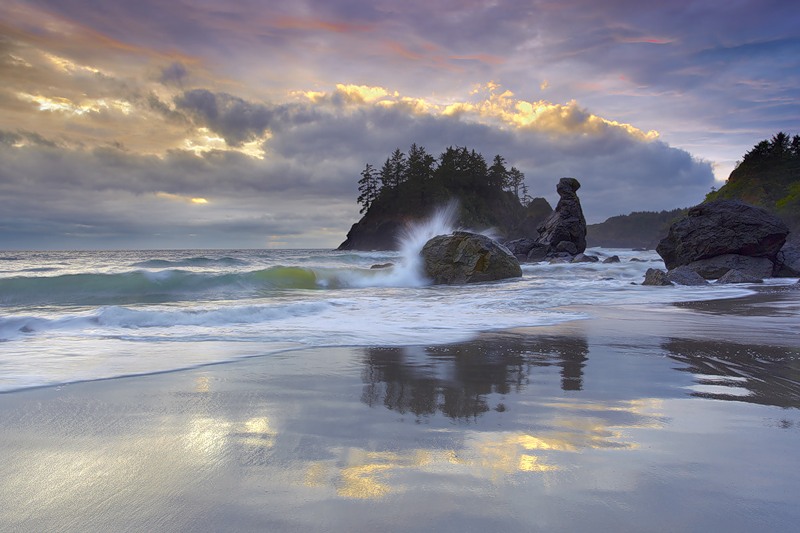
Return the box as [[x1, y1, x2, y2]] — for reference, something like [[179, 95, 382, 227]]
[[0, 215, 764, 393]]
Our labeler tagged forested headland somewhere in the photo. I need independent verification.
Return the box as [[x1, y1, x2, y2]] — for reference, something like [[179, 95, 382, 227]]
[[339, 144, 552, 250], [705, 132, 800, 231]]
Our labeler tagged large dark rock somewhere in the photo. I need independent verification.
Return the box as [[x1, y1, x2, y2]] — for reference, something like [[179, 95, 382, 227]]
[[536, 177, 587, 254], [774, 240, 800, 277], [421, 231, 522, 285], [656, 200, 789, 270], [684, 254, 774, 280]]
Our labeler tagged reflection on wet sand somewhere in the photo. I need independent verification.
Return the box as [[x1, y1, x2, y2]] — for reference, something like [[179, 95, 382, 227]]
[[302, 395, 664, 500], [666, 338, 800, 408], [361, 335, 589, 420]]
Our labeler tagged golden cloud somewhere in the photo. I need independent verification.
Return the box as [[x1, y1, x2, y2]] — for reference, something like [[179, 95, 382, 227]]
[[335, 84, 397, 103], [155, 192, 210, 205], [326, 81, 660, 141]]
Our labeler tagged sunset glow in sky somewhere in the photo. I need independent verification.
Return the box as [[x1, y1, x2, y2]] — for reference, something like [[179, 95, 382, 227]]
[[1, 0, 798, 248]]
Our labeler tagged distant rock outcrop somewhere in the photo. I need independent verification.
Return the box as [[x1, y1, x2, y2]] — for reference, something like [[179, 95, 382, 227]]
[[656, 200, 789, 278], [420, 231, 522, 285], [536, 178, 587, 255], [587, 208, 687, 250]]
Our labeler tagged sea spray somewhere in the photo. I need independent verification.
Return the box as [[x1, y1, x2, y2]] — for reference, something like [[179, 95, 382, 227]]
[[333, 203, 460, 288], [396, 202, 459, 284]]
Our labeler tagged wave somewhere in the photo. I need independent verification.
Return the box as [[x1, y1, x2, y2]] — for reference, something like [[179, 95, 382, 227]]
[[0, 267, 319, 305], [0, 301, 332, 341], [0, 261, 441, 305], [131, 256, 250, 268]]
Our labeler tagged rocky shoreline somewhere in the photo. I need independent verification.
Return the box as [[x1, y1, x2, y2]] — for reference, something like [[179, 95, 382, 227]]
[[416, 179, 799, 286], [644, 200, 799, 285]]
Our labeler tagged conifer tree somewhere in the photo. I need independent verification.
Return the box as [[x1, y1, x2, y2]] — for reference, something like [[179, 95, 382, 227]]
[[507, 166, 525, 200], [380, 148, 407, 191], [356, 163, 378, 214], [488, 155, 508, 190]]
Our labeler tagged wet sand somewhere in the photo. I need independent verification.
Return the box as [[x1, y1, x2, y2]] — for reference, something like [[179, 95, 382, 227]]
[[1, 286, 799, 532]]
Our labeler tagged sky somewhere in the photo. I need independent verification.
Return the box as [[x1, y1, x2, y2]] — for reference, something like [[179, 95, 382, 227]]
[[1, 0, 798, 249]]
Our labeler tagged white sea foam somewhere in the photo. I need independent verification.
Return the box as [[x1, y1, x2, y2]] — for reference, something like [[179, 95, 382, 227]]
[[0, 246, 763, 392]]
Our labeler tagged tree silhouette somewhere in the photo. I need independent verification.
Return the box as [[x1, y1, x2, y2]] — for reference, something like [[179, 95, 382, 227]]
[[379, 148, 407, 193], [488, 154, 509, 190], [356, 163, 379, 214]]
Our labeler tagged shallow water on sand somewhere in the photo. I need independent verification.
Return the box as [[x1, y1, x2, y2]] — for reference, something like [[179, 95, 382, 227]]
[[1, 293, 798, 532]]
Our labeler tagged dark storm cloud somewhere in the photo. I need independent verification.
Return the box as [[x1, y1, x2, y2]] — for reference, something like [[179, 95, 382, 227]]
[[173, 89, 322, 147], [159, 62, 188, 86], [175, 89, 274, 146]]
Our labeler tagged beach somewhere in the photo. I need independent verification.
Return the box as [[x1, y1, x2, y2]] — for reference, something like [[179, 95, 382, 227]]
[[2, 285, 798, 532]]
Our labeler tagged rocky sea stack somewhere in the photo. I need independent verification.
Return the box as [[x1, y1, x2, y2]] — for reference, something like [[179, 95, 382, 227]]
[[536, 177, 587, 254], [503, 177, 588, 262]]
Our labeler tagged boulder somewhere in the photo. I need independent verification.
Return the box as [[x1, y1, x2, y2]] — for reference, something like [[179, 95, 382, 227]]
[[420, 231, 522, 285], [504, 238, 539, 257], [526, 243, 550, 262], [602, 255, 621, 264], [666, 266, 708, 286], [642, 268, 672, 286], [571, 253, 599, 263], [716, 269, 764, 284], [656, 200, 788, 270], [684, 254, 774, 280], [774, 240, 800, 277], [536, 177, 587, 254]]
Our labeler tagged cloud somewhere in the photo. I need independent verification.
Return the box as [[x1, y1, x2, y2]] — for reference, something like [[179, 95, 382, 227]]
[[175, 89, 281, 147], [0, 80, 715, 248], [160, 62, 188, 86], [6, 0, 792, 248]]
